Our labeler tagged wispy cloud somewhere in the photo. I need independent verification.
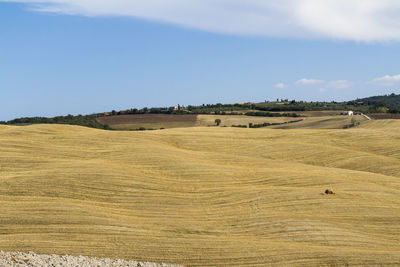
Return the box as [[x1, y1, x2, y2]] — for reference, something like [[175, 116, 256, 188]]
[[275, 83, 286, 89], [327, 80, 351, 89], [2, 0, 400, 41], [293, 79, 352, 92], [371, 74, 400, 86], [296, 78, 324, 85]]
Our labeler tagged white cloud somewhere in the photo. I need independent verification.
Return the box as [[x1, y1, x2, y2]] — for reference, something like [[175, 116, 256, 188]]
[[327, 80, 351, 89], [296, 78, 324, 85], [3, 0, 400, 41], [371, 74, 400, 86], [294, 79, 351, 91], [275, 83, 286, 88]]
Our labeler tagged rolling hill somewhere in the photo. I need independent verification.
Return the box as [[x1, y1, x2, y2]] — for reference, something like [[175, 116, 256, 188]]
[[357, 93, 400, 108], [0, 121, 399, 266]]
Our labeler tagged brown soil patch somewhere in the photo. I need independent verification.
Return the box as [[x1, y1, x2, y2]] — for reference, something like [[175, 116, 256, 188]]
[[97, 114, 198, 126], [369, 113, 400, 120]]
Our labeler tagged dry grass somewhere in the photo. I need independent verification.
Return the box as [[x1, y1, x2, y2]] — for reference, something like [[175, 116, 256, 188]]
[[0, 121, 399, 266], [295, 110, 343, 117]]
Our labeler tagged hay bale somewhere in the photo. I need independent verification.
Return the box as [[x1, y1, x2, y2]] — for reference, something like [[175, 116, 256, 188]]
[[325, 189, 334, 195]]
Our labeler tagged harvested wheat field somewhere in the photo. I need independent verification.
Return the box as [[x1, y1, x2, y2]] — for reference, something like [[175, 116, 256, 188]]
[[0, 121, 400, 266], [268, 115, 367, 129]]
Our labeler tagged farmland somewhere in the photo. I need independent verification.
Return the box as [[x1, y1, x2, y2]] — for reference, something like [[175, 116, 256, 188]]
[[268, 115, 367, 129], [0, 120, 399, 266], [369, 113, 400, 120], [94, 112, 367, 130], [96, 114, 299, 130], [96, 114, 198, 130], [195, 115, 295, 127]]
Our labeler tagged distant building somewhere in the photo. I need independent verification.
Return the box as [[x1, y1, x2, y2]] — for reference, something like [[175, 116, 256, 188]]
[[341, 111, 354, 116], [170, 106, 179, 111]]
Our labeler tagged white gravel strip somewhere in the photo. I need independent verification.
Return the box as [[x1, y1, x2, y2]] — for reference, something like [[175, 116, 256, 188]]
[[0, 251, 183, 267]]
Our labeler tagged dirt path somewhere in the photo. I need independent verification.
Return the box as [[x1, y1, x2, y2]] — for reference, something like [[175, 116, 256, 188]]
[[361, 113, 372, 120]]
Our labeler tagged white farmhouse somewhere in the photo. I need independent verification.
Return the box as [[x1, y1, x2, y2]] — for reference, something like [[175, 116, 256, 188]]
[[341, 111, 354, 116]]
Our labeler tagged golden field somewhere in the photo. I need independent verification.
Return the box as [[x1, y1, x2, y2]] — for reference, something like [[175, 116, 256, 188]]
[[268, 115, 367, 129], [0, 120, 399, 266]]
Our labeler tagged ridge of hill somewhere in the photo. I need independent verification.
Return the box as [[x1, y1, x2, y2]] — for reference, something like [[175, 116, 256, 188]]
[[357, 93, 400, 107], [356, 93, 400, 113]]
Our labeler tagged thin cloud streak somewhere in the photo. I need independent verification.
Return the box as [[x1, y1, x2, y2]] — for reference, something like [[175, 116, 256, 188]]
[[275, 83, 286, 88], [2, 0, 400, 41], [327, 80, 351, 89], [296, 78, 325, 85]]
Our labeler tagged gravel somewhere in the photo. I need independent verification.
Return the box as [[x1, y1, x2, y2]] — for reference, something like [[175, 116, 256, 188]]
[[0, 251, 183, 267]]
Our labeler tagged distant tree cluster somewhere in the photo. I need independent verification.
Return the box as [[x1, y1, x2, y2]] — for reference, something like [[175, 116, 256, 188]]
[[357, 93, 400, 109], [109, 107, 190, 116], [3, 114, 110, 130], [245, 112, 301, 117], [255, 106, 306, 112], [388, 107, 400, 114], [187, 103, 254, 114]]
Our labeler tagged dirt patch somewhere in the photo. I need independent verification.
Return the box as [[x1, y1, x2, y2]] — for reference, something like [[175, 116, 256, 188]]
[[97, 114, 198, 126], [0, 251, 181, 267]]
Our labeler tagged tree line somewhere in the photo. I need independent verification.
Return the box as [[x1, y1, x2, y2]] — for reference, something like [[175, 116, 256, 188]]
[[0, 114, 111, 130]]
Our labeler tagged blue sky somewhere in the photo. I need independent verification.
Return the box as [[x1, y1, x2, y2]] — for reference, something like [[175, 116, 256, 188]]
[[1, 1, 400, 120]]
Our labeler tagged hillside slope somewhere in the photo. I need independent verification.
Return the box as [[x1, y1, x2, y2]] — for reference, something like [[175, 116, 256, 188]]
[[0, 122, 399, 266], [357, 93, 400, 107]]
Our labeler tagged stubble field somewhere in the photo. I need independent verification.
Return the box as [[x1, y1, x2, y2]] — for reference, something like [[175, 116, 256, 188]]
[[0, 120, 399, 266], [95, 113, 365, 130]]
